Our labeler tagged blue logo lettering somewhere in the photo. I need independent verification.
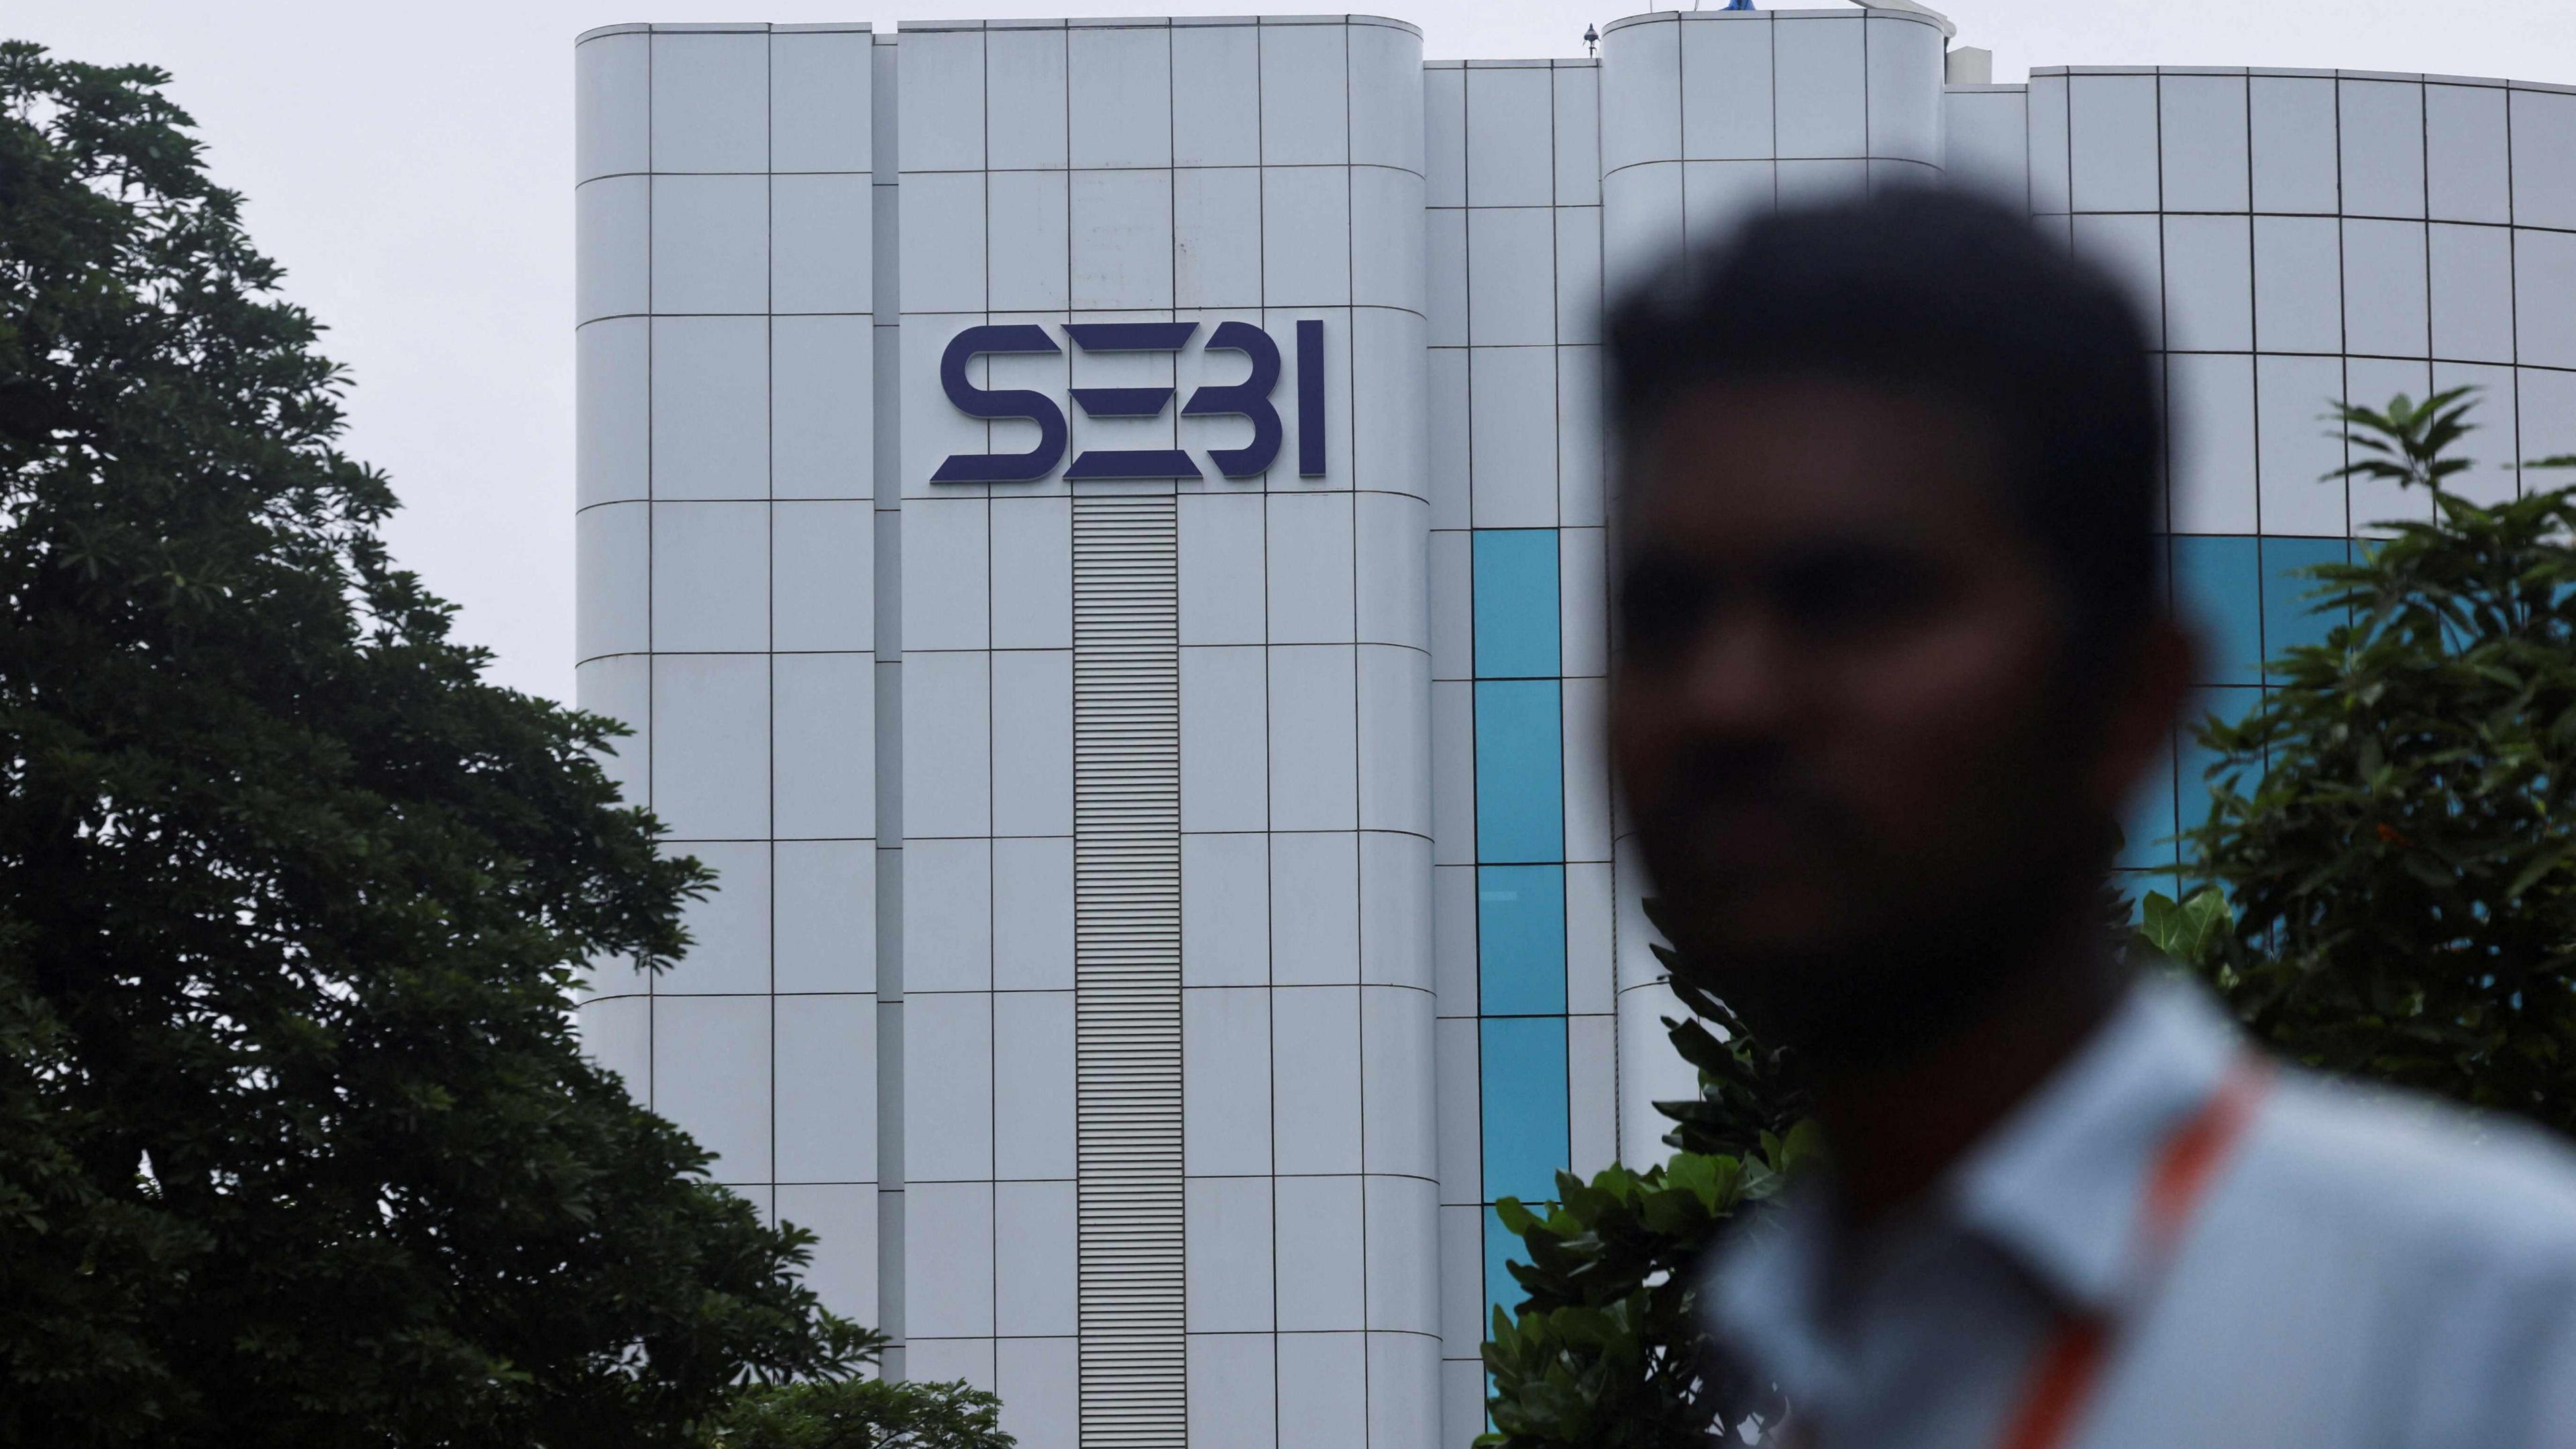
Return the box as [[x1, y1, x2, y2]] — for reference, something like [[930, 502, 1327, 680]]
[[1065, 321, 1200, 480], [934, 321, 1322, 484], [929, 325, 1068, 484]]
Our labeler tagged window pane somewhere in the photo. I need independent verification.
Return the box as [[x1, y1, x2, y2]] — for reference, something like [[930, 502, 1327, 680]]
[[1478, 864, 1567, 1016], [1473, 529, 1562, 679], [1479, 1016, 1569, 1207], [1474, 679, 1565, 863], [2262, 535, 2348, 680], [2172, 535, 2262, 684], [1485, 1208, 1525, 1326]]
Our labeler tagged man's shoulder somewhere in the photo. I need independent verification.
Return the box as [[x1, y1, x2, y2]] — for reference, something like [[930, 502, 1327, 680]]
[[2249, 1066, 2576, 1272], [2208, 1071, 2576, 1440]]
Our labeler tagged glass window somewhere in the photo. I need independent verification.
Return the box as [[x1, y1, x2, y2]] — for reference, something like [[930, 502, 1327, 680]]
[[1479, 1016, 1570, 1208], [1474, 680, 1565, 863], [2172, 535, 2263, 685], [1474, 529, 1562, 679], [1479, 865, 1567, 1016], [1486, 1207, 1529, 1326], [2262, 535, 2348, 680]]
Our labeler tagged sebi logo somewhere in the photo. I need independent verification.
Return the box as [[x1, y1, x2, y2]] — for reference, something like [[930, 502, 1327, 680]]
[[934, 320, 1326, 484]]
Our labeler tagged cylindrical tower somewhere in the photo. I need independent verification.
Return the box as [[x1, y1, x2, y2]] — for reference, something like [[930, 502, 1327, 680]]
[[1593, 5, 1951, 1166], [885, 15, 1436, 1446], [1598, 6, 1948, 295], [570, 15, 885, 1330]]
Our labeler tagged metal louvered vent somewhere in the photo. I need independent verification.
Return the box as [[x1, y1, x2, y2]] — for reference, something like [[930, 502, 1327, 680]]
[[1070, 492, 1185, 1446]]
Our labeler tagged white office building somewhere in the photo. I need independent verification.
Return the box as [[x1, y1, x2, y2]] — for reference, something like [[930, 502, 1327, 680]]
[[570, 8, 2576, 1444]]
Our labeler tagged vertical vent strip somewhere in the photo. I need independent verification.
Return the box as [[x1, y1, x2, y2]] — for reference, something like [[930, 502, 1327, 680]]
[[1071, 492, 1185, 1447]]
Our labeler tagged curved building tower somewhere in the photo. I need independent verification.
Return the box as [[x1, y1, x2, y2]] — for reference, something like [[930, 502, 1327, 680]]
[[572, 10, 2576, 1447]]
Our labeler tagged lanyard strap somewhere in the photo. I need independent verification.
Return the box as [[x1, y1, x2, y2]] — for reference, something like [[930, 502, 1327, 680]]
[[1992, 1053, 2273, 1449]]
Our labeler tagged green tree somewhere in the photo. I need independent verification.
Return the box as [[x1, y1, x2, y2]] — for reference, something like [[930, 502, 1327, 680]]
[[707, 1375, 1014, 1449], [2153, 388, 2576, 1134], [0, 42, 874, 1445]]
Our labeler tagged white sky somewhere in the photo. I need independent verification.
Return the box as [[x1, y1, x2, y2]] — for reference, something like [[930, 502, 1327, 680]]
[[12, 1, 2575, 702]]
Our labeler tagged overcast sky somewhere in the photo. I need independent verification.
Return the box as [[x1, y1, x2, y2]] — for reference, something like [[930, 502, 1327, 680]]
[[13, 1, 2576, 701]]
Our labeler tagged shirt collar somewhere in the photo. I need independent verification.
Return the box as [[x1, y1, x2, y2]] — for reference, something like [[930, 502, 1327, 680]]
[[1944, 971, 2242, 1314], [1701, 973, 2245, 1397]]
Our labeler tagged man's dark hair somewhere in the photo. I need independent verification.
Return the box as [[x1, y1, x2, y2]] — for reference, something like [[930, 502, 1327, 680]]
[[1606, 186, 2161, 653]]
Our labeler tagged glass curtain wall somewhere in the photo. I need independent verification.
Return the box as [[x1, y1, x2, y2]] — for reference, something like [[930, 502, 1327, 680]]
[[1468, 529, 1571, 1320]]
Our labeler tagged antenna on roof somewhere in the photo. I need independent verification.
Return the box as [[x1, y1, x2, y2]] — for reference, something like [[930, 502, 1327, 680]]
[[1583, 22, 1597, 56]]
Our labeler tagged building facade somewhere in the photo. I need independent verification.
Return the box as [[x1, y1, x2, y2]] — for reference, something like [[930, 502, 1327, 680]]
[[570, 10, 2576, 1446]]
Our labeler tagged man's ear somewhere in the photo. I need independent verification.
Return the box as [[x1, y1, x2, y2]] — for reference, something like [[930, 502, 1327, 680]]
[[2091, 617, 2197, 821]]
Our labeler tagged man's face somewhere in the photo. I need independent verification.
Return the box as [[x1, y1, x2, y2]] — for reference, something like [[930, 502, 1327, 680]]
[[1609, 378, 2155, 1053]]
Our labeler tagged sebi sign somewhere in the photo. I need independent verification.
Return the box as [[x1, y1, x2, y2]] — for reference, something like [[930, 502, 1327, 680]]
[[934, 320, 1326, 484]]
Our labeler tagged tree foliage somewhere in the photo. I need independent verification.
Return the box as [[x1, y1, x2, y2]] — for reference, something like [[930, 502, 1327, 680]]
[[1479, 904, 1816, 1447], [705, 1374, 1014, 1449], [0, 42, 875, 1445], [2155, 388, 2576, 1134]]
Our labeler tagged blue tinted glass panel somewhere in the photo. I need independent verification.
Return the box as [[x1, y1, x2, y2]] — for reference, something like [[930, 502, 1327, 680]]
[[2179, 685, 2263, 837], [2172, 535, 2262, 685], [2262, 537, 2347, 680], [1474, 529, 1562, 680], [1479, 1016, 1570, 1207], [1474, 680, 1565, 863], [1485, 1208, 1526, 1326], [1479, 865, 1567, 1016]]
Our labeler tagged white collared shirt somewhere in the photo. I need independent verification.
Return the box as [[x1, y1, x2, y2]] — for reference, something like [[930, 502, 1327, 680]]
[[1701, 975, 2576, 1448]]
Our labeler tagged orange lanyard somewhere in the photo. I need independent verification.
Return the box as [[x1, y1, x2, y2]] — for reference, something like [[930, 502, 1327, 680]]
[[1992, 1054, 2273, 1449]]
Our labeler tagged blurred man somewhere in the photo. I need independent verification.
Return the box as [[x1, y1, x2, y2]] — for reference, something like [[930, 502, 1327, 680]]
[[1605, 188, 2576, 1448]]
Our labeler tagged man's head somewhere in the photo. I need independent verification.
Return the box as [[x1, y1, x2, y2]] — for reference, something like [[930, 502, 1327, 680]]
[[1605, 187, 2190, 1067]]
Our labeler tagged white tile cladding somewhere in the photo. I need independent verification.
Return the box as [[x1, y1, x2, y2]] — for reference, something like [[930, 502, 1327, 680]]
[[574, 12, 2576, 1447]]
